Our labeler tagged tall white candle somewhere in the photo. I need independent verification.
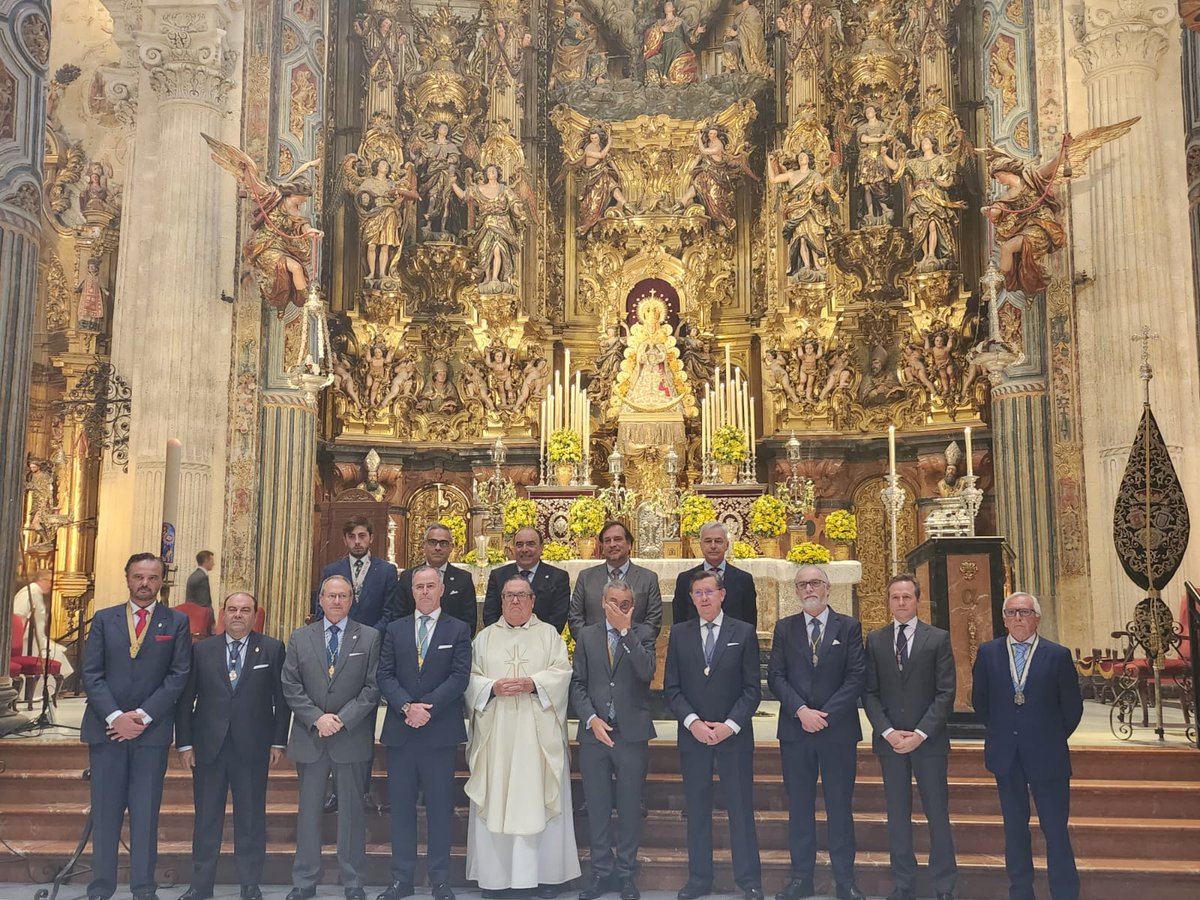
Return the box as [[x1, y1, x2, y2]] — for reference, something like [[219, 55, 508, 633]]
[[701, 396, 709, 458], [539, 397, 547, 463], [564, 348, 571, 382], [964, 426, 974, 477], [888, 425, 897, 475], [749, 396, 756, 454]]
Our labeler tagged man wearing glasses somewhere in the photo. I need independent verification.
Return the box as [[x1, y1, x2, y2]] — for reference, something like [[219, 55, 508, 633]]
[[973, 592, 1083, 900], [391, 522, 478, 636], [768, 566, 866, 900], [465, 575, 580, 898]]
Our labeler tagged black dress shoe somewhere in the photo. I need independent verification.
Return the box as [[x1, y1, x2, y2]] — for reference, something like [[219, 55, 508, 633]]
[[240, 888, 263, 900], [936, 894, 955, 900], [743, 887, 764, 900], [176, 890, 210, 900], [677, 881, 711, 900], [481, 891, 506, 899], [286, 889, 317, 900], [324, 791, 339, 813], [619, 879, 639, 900], [775, 880, 814, 900], [377, 883, 415, 900], [537, 885, 562, 899], [346, 889, 367, 900], [432, 883, 456, 900], [835, 886, 866, 900], [578, 874, 613, 900], [133, 894, 160, 900]]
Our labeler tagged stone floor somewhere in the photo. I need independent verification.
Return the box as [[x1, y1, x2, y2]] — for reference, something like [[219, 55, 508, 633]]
[[0, 889, 857, 900]]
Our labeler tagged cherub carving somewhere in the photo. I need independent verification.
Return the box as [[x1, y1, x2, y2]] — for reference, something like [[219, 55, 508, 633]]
[[796, 337, 823, 401], [515, 356, 550, 410], [462, 360, 496, 412], [363, 339, 396, 408], [819, 346, 854, 400], [902, 341, 938, 395], [380, 354, 420, 410], [765, 348, 800, 403], [925, 329, 959, 397]]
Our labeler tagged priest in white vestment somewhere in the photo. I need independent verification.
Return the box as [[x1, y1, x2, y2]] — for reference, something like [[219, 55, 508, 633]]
[[465, 573, 581, 897]]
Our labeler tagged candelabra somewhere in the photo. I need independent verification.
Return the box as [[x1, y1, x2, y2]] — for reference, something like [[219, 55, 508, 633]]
[[958, 474, 984, 536], [287, 281, 335, 405], [780, 432, 815, 528], [663, 448, 682, 539], [880, 473, 907, 577], [603, 449, 635, 521], [478, 437, 516, 531], [965, 263, 1026, 385]]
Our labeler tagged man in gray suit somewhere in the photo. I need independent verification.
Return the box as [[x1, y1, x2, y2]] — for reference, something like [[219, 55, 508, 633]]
[[185, 551, 215, 607], [863, 574, 957, 900], [571, 580, 657, 900], [282, 575, 381, 900], [569, 521, 663, 638]]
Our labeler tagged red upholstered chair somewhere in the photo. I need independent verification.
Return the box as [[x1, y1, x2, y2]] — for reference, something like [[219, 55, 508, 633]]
[[9, 616, 25, 697], [11, 614, 63, 710], [214, 605, 266, 635], [1111, 597, 1195, 727], [176, 601, 215, 643]]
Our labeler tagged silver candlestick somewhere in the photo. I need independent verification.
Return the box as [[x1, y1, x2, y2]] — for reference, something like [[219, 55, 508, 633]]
[[958, 473, 984, 536], [880, 473, 907, 576]]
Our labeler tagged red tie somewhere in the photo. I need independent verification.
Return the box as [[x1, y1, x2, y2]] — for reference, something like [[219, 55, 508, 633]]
[[135, 608, 148, 638]]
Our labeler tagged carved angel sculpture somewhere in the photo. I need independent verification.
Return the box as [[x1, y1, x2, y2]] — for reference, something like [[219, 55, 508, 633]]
[[882, 134, 966, 269], [203, 133, 323, 312], [981, 117, 1139, 295], [340, 153, 419, 281], [679, 125, 758, 230], [765, 348, 801, 403], [450, 164, 531, 288], [575, 126, 626, 235]]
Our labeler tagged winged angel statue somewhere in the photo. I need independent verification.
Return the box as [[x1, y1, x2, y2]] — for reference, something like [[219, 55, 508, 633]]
[[981, 117, 1138, 295], [203, 134, 323, 312]]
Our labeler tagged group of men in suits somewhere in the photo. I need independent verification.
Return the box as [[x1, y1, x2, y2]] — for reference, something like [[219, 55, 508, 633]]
[[82, 516, 1085, 900]]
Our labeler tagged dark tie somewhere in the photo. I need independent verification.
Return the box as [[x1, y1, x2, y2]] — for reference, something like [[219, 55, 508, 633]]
[[520, 570, 533, 582], [896, 623, 908, 670], [609, 568, 621, 581], [809, 618, 822, 666], [352, 558, 364, 599], [327, 625, 340, 671], [229, 638, 243, 682], [703, 622, 716, 668]]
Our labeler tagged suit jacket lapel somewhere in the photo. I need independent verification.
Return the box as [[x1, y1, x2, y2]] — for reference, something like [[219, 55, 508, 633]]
[[232, 632, 260, 695], [332, 620, 361, 684], [705, 618, 734, 674]]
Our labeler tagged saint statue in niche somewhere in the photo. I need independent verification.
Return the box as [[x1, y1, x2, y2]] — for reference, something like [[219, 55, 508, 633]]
[[643, 1, 705, 85], [574, 126, 626, 235], [678, 125, 757, 230]]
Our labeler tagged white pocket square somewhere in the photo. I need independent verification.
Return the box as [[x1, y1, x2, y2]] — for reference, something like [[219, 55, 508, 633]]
[[832, 639, 841, 646], [349, 651, 365, 657], [253, 664, 270, 669], [437, 644, 453, 649], [449, 589, 460, 595], [727, 642, 740, 646]]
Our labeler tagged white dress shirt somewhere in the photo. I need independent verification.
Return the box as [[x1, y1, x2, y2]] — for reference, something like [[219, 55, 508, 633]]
[[682, 612, 742, 735]]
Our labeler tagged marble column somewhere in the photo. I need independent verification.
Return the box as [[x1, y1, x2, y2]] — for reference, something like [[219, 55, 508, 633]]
[[1069, 1, 1200, 644], [0, 0, 49, 728], [93, 0, 241, 604]]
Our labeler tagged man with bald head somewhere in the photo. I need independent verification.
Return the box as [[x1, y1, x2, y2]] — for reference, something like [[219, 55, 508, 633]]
[[175, 592, 290, 900], [973, 592, 1083, 900], [283, 575, 381, 900], [483, 527, 571, 633]]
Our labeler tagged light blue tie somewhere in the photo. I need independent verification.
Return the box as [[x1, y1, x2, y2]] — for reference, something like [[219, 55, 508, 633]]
[[418, 615, 432, 667], [1013, 640, 1029, 689], [608, 627, 620, 662]]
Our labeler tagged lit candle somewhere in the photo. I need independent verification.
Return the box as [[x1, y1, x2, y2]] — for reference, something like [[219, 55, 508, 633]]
[[888, 425, 897, 476], [964, 426, 974, 477], [476, 533, 488, 564]]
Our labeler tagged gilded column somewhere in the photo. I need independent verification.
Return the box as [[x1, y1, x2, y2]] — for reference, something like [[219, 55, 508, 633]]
[[1068, 1, 1200, 644], [93, 0, 242, 604], [0, 0, 49, 728]]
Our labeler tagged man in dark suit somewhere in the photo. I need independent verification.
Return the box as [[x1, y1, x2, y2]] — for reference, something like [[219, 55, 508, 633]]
[[175, 591, 290, 900], [664, 570, 762, 900], [768, 565, 866, 900], [390, 522, 477, 635], [863, 575, 957, 900], [672, 522, 757, 630], [483, 527, 570, 633], [570, 521, 663, 638], [81, 553, 192, 900], [314, 515, 398, 628], [973, 592, 1083, 900], [185, 550, 215, 608], [378, 564, 472, 900], [283, 575, 382, 900], [571, 580, 657, 900]]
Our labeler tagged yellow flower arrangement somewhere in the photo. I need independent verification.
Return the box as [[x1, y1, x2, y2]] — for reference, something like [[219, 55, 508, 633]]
[[542, 541, 573, 561], [711, 424, 748, 463], [825, 509, 857, 541], [787, 541, 831, 565], [679, 492, 717, 537], [502, 498, 538, 536], [732, 540, 759, 559], [568, 495, 607, 537], [561, 621, 576, 661], [442, 513, 467, 549], [748, 495, 788, 537], [462, 546, 506, 566], [547, 428, 583, 463]]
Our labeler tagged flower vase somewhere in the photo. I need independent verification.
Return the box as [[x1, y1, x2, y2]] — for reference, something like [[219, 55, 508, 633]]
[[554, 463, 575, 486], [758, 536, 781, 559], [831, 540, 853, 561], [574, 536, 595, 559], [718, 462, 738, 484]]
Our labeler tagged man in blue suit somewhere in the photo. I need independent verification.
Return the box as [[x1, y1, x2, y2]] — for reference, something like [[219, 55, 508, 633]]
[[314, 515, 399, 629], [81, 553, 192, 900], [973, 592, 1083, 900], [378, 564, 472, 900], [768, 565, 866, 900], [672, 522, 758, 631], [664, 569, 762, 900]]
